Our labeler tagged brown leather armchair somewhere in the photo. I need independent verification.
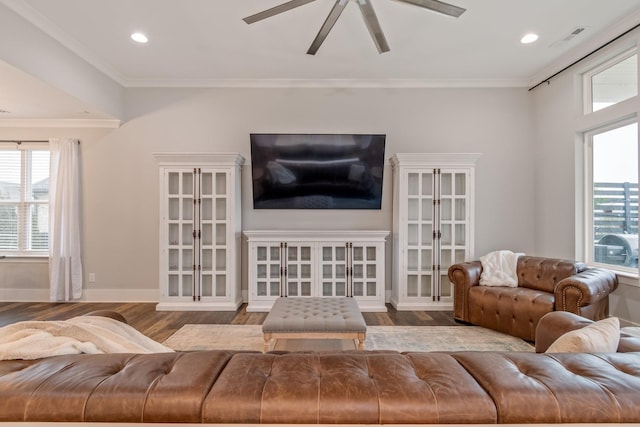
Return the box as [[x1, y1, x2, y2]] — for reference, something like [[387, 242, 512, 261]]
[[448, 256, 618, 341]]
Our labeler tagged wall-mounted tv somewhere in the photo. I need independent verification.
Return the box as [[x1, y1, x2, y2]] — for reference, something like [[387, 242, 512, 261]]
[[250, 133, 386, 209]]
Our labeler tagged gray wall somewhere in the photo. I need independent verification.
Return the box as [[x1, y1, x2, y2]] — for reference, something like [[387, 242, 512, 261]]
[[0, 86, 537, 302]]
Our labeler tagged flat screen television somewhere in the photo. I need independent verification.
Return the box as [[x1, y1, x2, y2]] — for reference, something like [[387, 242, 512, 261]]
[[250, 133, 386, 209]]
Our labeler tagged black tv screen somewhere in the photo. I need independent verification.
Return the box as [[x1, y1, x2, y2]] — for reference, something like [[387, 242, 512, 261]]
[[250, 133, 386, 209]]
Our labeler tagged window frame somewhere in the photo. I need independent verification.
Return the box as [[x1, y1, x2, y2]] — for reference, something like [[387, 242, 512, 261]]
[[582, 118, 638, 275], [0, 142, 50, 257], [578, 43, 639, 280]]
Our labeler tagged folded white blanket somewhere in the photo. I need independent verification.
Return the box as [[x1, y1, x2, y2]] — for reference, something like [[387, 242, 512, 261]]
[[479, 250, 524, 287], [0, 315, 174, 360]]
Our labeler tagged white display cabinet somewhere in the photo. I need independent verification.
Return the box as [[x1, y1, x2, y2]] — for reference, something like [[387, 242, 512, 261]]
[[245, 230, 389, 312], [155, 153, 244, 311], [390, 153, 480, 310]]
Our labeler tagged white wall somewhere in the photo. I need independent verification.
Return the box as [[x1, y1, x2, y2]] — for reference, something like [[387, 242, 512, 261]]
[[0, 86, 536, 301]]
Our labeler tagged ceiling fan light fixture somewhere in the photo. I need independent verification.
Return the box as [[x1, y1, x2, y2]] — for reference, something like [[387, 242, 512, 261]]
[[243, 0, 465, 54], [520, 33, 539, 44]]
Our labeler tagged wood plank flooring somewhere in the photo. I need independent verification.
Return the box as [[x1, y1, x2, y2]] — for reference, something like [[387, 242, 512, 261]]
[[0, 302, 459, 343]]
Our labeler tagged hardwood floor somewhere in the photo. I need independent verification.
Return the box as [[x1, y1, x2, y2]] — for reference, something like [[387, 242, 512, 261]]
[[0, 302, 459, 343]]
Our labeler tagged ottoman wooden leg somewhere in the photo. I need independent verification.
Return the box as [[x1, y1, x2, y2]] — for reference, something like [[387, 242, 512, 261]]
[[263, 333, 272, 353], [357, 332, 366, 350]]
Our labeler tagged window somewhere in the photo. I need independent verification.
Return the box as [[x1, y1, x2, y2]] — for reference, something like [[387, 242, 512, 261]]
[[585, 122, 638, 272], [584, 50, 637, 113], [581, 47, 639, 275], [0, 143, 50, 256]]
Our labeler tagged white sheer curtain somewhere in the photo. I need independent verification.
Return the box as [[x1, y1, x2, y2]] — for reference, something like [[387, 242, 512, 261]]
[[49, 138, 83, 301]]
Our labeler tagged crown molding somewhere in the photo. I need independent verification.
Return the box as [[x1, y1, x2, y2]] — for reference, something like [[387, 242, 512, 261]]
[[0, 118, 121, 128], [122, 77, 530, 89]]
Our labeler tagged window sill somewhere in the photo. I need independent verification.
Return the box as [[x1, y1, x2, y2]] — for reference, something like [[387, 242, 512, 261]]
[[0, 255, 49, 263], [614, 271, 639, 288]]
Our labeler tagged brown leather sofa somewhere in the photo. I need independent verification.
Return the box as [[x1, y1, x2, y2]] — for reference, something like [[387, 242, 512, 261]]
[[448, 256, 618, 341], [0, 311, 639, 424], [535, 310, 640, 353]]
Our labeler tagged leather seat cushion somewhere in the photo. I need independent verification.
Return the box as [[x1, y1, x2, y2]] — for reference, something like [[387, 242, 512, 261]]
[[468, 286, 554, 340], [204, 352, 498, 424]]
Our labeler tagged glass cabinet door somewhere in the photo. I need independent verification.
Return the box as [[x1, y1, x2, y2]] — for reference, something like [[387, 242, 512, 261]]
[[166, 170, 195, 299], [438, 170, 469, 299], [255, 244, 283, 298], [319, 244, 348, 297], [406, 171, 435, 299], [199, 170, 229, 299], [286, 244, 313, 297], [351, 244, 379, 298]]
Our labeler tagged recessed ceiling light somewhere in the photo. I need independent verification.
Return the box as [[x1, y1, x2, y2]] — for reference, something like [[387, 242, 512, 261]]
[[520, 33, 539, 44], [130, 32, 149, 44]]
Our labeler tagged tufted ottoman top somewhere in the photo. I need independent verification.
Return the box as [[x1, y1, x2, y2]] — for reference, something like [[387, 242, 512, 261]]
[[262, 297, 367, 333]]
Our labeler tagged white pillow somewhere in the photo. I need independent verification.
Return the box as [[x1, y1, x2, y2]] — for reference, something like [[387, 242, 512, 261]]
[[546, 317, 620, 353]]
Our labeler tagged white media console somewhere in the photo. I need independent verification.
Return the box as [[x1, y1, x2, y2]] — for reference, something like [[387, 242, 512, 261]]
[[244, 230, 389, 312]]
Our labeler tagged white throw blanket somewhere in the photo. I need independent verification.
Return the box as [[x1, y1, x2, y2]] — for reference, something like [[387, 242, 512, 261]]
[[0, 315, 174, 360], [479, 250, 524, 287]]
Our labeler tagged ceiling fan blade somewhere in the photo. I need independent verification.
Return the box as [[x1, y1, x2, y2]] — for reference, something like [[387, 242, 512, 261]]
[[358, 0, 390, 53], [243, 0, 318, 24], [307, 0, 348, 55], [395, 0, 466, 18]]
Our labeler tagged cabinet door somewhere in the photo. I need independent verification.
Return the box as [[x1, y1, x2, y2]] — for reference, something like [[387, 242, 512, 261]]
[[318, 243, 349, 297], [438, 170, 469, 300], [165, 170, 196, 299], [254, 243, 284, 298], [351, 244, 381, 298], [285, 244, 313, 297], [199, 170, 229, 299], [405, 171, 436, 299]]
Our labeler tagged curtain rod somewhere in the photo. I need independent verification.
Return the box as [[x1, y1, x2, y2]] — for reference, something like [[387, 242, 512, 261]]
[[529, 22, 640, 92], [0, 140, 80, 144], [0, 140, 48, 143]]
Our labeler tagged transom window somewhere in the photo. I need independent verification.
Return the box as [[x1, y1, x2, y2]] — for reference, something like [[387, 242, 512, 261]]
[[584, 50, 637, 113], [0, 143, 50, 256]]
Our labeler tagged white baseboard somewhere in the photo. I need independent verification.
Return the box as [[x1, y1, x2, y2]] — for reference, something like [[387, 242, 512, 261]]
[[0, 288, 158, 303], [81, 289, 158, 302]]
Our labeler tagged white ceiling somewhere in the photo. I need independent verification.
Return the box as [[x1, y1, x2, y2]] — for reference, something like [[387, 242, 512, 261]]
[[2, 0, 640, 120]]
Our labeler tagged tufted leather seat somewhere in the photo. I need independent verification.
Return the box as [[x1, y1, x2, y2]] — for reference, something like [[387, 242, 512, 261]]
[[449, 256, 618, 341], [1, 350, 639, 423]]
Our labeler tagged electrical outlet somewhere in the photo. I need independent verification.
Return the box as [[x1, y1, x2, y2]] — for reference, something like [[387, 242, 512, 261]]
[[89, 273, 96, 283]]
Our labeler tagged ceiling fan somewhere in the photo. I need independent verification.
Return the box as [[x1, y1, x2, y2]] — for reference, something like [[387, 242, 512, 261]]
[[243, 0, 466, 55]]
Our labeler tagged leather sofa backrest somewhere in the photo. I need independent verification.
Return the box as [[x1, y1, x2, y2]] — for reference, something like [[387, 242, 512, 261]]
[[517, 256, 587, 293]]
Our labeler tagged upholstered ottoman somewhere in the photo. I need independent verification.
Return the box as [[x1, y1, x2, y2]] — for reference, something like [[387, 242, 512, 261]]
[[262, 297, 367, 352]]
